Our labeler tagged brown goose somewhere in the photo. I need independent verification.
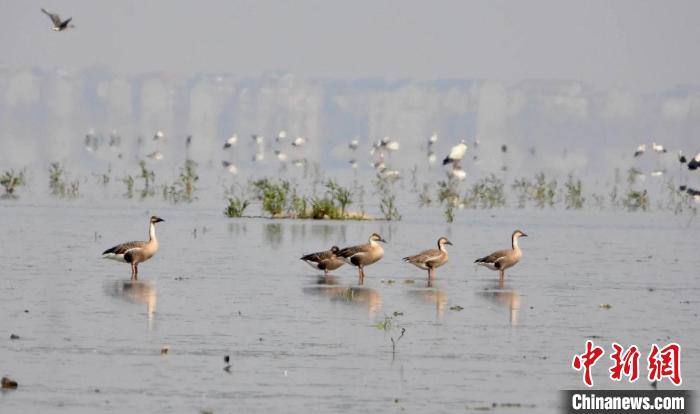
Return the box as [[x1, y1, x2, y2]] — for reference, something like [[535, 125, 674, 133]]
[[41, 8, 74, 31], [300, 246, 345, 275], [403, 237, 452, 280], [102, 216, 164, 280], [475, 230, 527, 280], [337, 233, 386, 283]]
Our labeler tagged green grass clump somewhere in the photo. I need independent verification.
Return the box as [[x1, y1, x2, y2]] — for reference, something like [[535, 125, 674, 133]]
[[564, 174, 585, 209], [224, 196, 250, 217], [0, 169, 25, 198], [464, 174, 506, 209]]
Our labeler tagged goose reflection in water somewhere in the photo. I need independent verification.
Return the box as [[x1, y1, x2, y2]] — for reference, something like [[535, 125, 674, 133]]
[[303, 282, 382, 318], [406, 283, 448, 320], [106, 280, 157, 327], [478, 282, 520, 326]]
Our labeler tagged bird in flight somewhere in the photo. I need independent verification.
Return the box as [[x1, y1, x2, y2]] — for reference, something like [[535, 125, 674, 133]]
[[41, 8, 74, 31]]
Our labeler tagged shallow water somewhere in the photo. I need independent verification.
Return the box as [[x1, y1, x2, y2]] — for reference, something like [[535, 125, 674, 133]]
[[1, 202, 698, 413]]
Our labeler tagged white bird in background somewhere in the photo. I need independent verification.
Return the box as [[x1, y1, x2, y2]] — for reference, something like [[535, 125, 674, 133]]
[[428, 133, 438, 146], [292, 137, 307, 147], [223, 134, 238, 149], [382, 169, 400, 180], [292, 159, 307, 168], [381, 137, 400, 152], [252, 134, 265, 145], [222, 160, 238, 175], [652, 142, 667, 153], [41, 8, 74, 31], [651, 169, 666, 177], [688, 153, 700, 170], [276, 130, 287, 142], [153, 130, 166, 142], [443, 140, 468, 165], [275, 150, 288, 162], [372, 153, 386, 171], [349, 159, 358, 169], [451, 166, 467, 181], [428, 151, 437, 164], [634, 144, 646, 157], [253, 152, 264, 162], [349, 138, 360, 150], [147, 151, 164, 161]]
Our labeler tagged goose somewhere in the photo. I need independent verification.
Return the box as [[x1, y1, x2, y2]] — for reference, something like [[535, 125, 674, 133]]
[[652, 142, 667, 154], [403, 237, 452, 280], [223, 134, 237, 149], [337, 233, 386, 283], [475, 230, 527, 280], [442, 140, 467, 165], [41, 8, 74, 31], [300, 246, 345, 275], [634, 144, 646, 157], [102, 216, 164, 280]]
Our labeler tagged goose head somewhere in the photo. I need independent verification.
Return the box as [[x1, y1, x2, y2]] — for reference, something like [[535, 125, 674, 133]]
[[437, 237, 453, 249], [330, 246, 340, 254], [150, 216, 165, 224], [512, 229, 527, 239], [369, 233, 387, 244]]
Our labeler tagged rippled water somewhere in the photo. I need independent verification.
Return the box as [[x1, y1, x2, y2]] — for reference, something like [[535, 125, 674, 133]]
[[1, 201, 698, 413]]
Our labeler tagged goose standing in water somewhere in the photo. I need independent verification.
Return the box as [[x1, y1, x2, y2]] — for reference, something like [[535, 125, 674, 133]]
[[300, 246, 345, 276], [475, 230, 527, 281], [337, 233, 386, 284], [403, 237, 452, 280], [102, 216, 164, 280], [41, 8, 74, 31]]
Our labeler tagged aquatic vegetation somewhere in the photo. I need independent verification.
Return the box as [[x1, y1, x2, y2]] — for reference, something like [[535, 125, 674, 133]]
[[224, 196, 250, 217], [177, 160, 199, 202], [48, 162, 80, 198], [373, 173, 401, 221], [136, 161, 156, 199], [622, 189, 649, 211], [252, 178, 291, 217], [310, 197, 341, 219], [464, 174, 506, 209], [564, 174, 585, 209], [372, 314, 406, 358], [511, 178, 530, 209], [437, 177, 460, 222], [417, 183, 432, 207], [121, 175, 135, 199], [531, 172, 557, 208], [325, 179, 353, 216], [0, 169, 26, 198]]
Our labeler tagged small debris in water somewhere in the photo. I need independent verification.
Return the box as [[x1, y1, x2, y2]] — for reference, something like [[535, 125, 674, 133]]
[[599, 304, 612, 309], [223, 355, 232, 373], [259, 337, 263, 342], [1, 376, 18, 389], [394, 398, 399, 403], [392, 311, 404, 316], [160, 345, 169, 355], [403, 279, 415, 284], [386, 279, 396, 284], [450, 305, 464, 311], [23, 310, 29, 313], [529, 306, 534, 309], [10, 334, 19, 340], [94, 388, 100, 393], [648, 288, 655, 292]]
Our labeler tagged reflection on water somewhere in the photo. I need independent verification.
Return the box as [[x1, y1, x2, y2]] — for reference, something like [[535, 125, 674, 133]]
[[264, 223, 283, 248], [227, 222, 247, 235], [478, 282, 520, 326], [303, 283, 382, 318], [105, 280, 157, 328], [407, 286, 448, 320]]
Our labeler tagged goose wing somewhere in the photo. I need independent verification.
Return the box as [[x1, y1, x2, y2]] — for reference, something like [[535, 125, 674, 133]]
[[300, 249, 334, 263], [475, 249, 509, 265], [41, 8, 62, 27], [336, 244, 370, 259], [103, 240, 147, 256], [403, 249, 440, 265]]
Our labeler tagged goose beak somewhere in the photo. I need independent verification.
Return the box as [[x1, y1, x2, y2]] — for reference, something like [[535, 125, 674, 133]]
[[155, 217, 164, 223], [379, 238, 388, 243], [521, 233, 528, 237], [446, 240, 453, 246]]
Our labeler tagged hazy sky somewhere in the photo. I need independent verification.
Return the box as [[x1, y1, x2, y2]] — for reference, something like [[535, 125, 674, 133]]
[[2, 0, 700, 91]]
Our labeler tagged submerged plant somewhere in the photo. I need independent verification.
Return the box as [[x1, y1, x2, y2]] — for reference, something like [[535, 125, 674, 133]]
[[0, 169, 26, 198], [373, 174, 401, 221], [464, 174, 506, 209], [224, 196, 250, 217], [564, 174, 585, 209]]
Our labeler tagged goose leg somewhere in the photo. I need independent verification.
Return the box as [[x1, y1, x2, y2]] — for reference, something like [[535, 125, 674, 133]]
[[358, 266, 365, 285], [134, 263, 139, 281], [130, 262, 136, 281], [499, 269, 504, 281]]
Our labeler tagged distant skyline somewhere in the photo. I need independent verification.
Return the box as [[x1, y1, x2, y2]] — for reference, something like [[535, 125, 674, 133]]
[[2, 0, 700, 91]]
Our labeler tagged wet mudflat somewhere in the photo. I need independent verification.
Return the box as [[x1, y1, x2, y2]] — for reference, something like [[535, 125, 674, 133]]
[[0, 202, 698, 413]]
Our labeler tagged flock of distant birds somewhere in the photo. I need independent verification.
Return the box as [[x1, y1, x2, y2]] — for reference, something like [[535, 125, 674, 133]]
[[102, 215, 528, 285], [632, 142, 700, 200]]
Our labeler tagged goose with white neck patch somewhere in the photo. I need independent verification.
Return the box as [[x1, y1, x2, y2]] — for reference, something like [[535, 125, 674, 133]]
[[403, 237, 452, 280], [336, 233, 386, 284], [102, 216, 164, 280], [475, 230, 527, 280]]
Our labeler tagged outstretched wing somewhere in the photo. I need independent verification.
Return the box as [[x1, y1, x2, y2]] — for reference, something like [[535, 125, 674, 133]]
[[41, 8, 62, 27]]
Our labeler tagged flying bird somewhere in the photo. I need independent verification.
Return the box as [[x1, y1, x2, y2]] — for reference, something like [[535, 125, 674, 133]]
[[41, 8, 74, 31]]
